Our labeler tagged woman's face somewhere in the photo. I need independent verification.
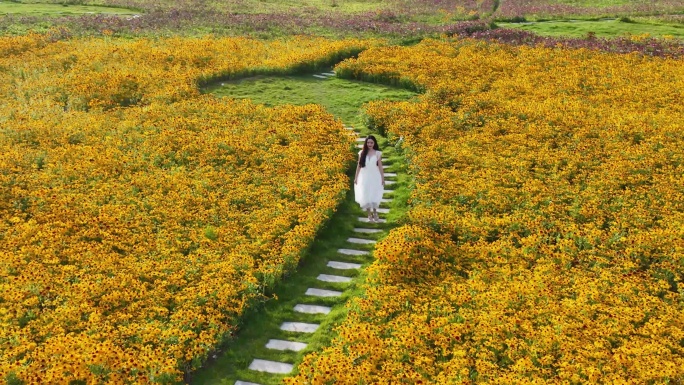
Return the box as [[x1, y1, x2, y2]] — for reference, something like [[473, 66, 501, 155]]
[[366, 139, 375, 149]]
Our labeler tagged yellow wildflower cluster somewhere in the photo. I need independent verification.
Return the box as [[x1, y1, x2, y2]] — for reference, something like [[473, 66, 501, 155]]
[[290, 39, 684, 383], [0, 33, 373, 111], [0, 34, 369, 383]]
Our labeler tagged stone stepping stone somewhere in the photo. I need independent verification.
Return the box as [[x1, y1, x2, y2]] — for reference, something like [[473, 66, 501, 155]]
[[327, 260, 362, 270], [381, 198, 392, 203], [353, 228, 383, 234], [322, 72, 336, 76], [306, 288, 343, 297], [248, 359, 293, 374], [280, 322, 319, 333], [384, 172, 398, 177], [338, 248, 370, 256], [385, 180, 396, 185], [347, 237, 376, 245], [358, 217, 387, 223], [356, 138, 366, 142], [235, 381, 261, 385], [382, 165, 391, 169], [344, 126, 354, 130], [317, 273, 353, 283], [294, 303, 332, 314], [375, 208, 390, 214], [356, 144, 364, 149], [266, 339, 308, 352], [313, 74, 327, 79], [383, 190, 394, 195]]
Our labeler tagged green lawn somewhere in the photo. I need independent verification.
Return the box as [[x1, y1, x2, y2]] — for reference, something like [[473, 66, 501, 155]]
[[497, 18, 684, 39], [210, 0, 388, 14], [552, 0, 664, 6], [205, 74, 417, 127], [0, 1, 137, 15], [0, 0, 387, 16]]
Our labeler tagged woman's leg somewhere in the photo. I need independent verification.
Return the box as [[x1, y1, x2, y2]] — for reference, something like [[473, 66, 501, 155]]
[[367, 208, 374, 222]]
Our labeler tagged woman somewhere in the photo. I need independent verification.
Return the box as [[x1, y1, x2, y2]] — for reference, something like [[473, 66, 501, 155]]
[[354, 135, 385, 223]]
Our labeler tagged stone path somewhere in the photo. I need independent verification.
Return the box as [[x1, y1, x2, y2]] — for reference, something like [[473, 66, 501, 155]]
[[347, 237, 376, 245], [294, 304, 332, 314], [280, 322, 319, 333], [317, 273, 352, 283], [229, 121, 398, 384], [313, 71, 336, 79], [327, 260, 362, 270], [265, 339, 308, 351], [305, 288, 343, 297], [248, 359, 293, 374], [353, 228, 382, 234]]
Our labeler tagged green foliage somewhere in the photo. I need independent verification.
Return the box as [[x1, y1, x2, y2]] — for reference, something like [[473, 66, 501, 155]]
[[0, 1, 136, 15], [205, 74, 416, 127], [203, 226, 218, 241], [5, 372, 23, 385], [498, 18, 684, 39]]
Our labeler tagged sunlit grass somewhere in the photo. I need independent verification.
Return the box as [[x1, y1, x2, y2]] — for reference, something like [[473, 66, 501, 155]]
[[213, 0, 388, 14], [497, 18, 684, 39], [551, 0, 675, 7], [205, 74, 418, 128], [0, 1, 137, 15]]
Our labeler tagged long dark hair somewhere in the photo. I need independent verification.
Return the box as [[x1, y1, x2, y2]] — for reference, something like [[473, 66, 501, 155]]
[[359, 135, 380, 168]]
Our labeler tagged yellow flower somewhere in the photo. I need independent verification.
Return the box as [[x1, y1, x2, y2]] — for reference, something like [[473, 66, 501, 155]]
[[290, 37, 684, 384], [0, 33, 368, 383]]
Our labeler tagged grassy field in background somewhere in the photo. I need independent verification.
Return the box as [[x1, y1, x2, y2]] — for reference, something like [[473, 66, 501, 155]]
[[0, 1, 137, 15], [498, 18, 684, 39], [214, 0, 388, 14], [205, 74, 418, 127], [553, 0, 663, 6]]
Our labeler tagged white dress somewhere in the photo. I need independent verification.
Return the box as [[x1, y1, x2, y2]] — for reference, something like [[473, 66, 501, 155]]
[[355, 150, 383, 210]]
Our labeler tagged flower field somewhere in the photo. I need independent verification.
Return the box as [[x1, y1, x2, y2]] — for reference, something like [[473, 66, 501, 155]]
[[0, 34, 372, 383], [289, 38, 684, 383]]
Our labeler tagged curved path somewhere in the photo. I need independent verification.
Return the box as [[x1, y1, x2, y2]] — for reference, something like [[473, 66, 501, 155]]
[[188, 71, 410, 384]]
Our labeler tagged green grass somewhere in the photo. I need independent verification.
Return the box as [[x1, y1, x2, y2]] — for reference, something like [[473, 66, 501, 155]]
[[497, 18, 684, 39], [204, 74, 417, 128], [188, 75, 415, 384], [0, 1, 137, 15], [210, 0, 388, 14], [552, 0, 663, 6], [0, 0, 386, 16]]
